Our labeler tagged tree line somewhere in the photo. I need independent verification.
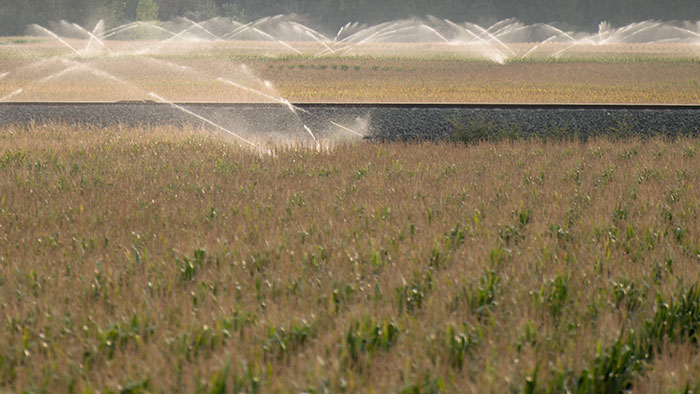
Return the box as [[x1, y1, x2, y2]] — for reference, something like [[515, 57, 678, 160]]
[[2, 0, 699, 36]]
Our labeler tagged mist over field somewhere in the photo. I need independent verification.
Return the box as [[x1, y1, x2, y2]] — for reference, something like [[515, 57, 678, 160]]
[[1, 0, 700, 35]]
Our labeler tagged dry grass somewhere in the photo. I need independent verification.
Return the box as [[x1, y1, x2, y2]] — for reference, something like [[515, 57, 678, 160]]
[[1, 39, 700, 103], [257, 58, 700, 103], [1, 124, 700, 392]]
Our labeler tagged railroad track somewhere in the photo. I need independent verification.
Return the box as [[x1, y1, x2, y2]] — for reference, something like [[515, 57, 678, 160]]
[[2, 102, 700, 140]]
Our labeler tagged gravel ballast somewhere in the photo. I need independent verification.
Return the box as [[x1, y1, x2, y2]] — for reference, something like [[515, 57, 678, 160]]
[[2, 102, 700, 140]]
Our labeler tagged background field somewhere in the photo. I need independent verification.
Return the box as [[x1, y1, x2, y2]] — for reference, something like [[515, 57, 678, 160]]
[[257, 57, 700, 103], [2, 39, 700, 103], [2, 125, 700, 392]]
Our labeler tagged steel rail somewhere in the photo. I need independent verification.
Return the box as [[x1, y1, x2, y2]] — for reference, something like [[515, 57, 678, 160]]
[[2, 101, 700, 110]]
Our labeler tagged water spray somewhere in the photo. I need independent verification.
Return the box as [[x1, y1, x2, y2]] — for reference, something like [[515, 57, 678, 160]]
[[217, 77, 305, 114], [330, 121, 365, 137], [136, 23, 201, 55], [31, 25, 83, 57], [40, 64, 84, 83], [71, 22, 113, 55], [303, 125, 321, 150], [148, 92, 260, 150], [521, 35, 556, 59], [182, 17, 220, 40], [0, 89, 23, 101]]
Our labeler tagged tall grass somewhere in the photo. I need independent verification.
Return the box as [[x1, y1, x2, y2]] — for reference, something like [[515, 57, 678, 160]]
[[1, 124, 700, 392]]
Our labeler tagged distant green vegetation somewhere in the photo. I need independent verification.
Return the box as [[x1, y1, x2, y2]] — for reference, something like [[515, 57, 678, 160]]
[[0, 38, 43, 45]]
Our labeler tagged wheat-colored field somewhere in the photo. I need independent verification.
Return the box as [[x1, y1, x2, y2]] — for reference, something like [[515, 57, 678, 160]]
[[1, 125, 700, 392], [257, 58, 700, 103], [1, 38, 700, 103]]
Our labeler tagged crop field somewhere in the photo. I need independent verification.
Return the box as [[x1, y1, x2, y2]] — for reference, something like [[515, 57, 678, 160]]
[[2, 124, 700, 392], [1, 39, 700, 103], [256, 57, 700, 103]]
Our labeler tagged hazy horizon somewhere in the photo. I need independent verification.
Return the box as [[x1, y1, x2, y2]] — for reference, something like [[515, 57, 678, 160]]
[[2, 0, 700, 36]]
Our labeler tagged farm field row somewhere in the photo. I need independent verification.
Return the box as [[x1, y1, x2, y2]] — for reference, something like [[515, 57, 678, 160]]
[[1, 39, 700, 103], [1, 125, 700, 391], [256, 58, 700, 103]]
